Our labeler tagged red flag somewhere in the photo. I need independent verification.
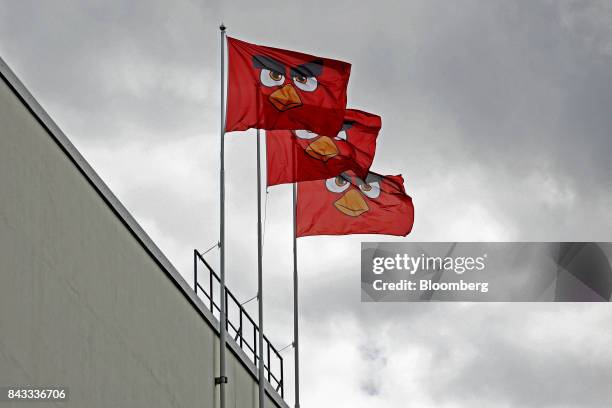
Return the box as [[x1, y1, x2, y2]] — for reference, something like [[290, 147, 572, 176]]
[[296, 171, 414, 237], [225, 37, 351, 135], [266, 109, 381, 186]]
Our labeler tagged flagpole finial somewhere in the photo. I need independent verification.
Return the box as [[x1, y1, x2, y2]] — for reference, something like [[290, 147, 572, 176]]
[[220, 22, 226, 31]]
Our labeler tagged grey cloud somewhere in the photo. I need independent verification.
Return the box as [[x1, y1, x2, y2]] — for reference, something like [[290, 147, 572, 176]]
[[3, 0, 612, 406]]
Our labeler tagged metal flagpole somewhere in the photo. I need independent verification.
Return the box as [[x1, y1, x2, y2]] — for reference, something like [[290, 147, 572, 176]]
[[257, 129, 265, 407], [292, 182, 300, 408], [217, 22, 228, 408]]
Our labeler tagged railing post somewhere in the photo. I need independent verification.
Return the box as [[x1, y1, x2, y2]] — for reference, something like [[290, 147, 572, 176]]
[[209, 266, 213, 312], [254, 328, 258, 366], [239, 307, 244, 349], [267, 340, 271, 382], [280, 353, 284, 397], [224, 289, 229, 331], [193, 250, 198, 295]]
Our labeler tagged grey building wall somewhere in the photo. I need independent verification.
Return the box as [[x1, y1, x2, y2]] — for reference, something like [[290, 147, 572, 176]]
[[0, 58, 286, 408]]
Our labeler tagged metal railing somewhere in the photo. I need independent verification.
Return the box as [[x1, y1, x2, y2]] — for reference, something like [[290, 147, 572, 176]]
[[193, 249, 284, 398]]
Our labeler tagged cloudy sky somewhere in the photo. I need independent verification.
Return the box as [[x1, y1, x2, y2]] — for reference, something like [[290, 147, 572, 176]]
[[3, 0, 612, 406]]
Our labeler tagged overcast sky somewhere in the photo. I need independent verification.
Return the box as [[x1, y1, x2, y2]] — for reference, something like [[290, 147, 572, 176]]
[[3, 0, 612, 406]]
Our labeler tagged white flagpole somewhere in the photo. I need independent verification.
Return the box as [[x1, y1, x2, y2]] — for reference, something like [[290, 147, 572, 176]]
[[218, 22, 228, 408], [257, 128, 265, 408], [293, 184, 300, 408]]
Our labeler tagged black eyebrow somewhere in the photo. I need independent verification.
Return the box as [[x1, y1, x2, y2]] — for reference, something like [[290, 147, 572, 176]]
[[252, 55, 285, 75], [290, 59, 324, 78], [342, 121, 354, 131], [364, 173, 382, 185], [339, 172, 352, 184]]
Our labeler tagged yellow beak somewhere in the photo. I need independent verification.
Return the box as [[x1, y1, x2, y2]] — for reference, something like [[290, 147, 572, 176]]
[[334, 189, 369, 217], [268, 84, 302, 111], [305, 136, 339, 162]]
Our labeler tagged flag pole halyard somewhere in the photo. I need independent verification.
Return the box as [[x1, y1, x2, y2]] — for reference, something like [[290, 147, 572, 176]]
[[257, 128, 265, 408], [217, 22, 228, 408], [292, 182, 300, 408]]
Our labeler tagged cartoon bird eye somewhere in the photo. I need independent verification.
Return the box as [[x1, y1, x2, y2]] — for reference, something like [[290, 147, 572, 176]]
[[335, 130, 347, 141], [359, 181, 380, 198], [292, 76, 317, 92], [293, 129, 319, 140], [325, 175, 351, 193], [260, 69, 285, 87]]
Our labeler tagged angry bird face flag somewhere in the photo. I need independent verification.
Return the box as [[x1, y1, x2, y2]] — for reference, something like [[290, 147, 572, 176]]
[[225, 37, 351, 135], [296, 171, 414, 237], [266, 109, 381, 186]]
